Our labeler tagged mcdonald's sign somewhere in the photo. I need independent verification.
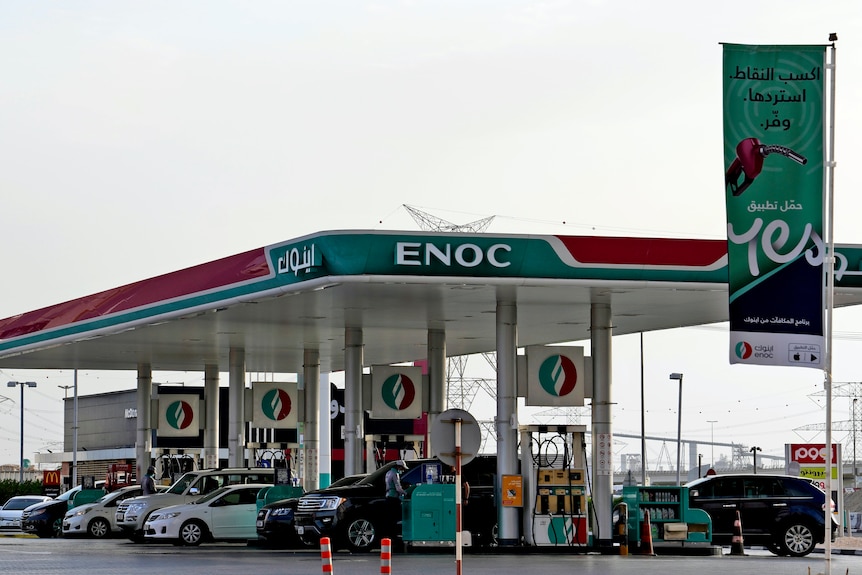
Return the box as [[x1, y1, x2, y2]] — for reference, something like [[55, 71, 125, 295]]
[[43, 469, 62, 497], [43, 469, 61, 486]]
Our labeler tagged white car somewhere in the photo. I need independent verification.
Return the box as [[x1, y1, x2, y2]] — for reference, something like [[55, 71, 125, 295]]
[[143, 483, 269, 546], [0, 495, 52, 531], [63, 484, 165, 538]]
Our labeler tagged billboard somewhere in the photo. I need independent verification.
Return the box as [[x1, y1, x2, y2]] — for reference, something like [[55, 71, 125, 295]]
[[723, 43, 826, 368]]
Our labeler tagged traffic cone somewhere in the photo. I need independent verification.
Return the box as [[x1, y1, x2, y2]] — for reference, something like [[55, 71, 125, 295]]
[[321, 536, 334, 573], [640, 509, 655, 556], [730, 510, 745, 556]]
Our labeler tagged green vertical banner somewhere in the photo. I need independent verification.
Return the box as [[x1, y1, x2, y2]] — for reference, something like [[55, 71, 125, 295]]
[[723, 44, 826, 368]]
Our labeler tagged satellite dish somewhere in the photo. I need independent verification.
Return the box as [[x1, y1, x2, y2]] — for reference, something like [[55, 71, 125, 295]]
[[430, 408, 481, 466]]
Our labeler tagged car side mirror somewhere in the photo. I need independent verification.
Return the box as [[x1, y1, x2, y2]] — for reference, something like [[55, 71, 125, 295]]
[[189, 487, 200, 496]]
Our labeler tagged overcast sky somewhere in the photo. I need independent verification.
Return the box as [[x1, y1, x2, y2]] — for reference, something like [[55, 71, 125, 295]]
[[2, 1, 862, 475]]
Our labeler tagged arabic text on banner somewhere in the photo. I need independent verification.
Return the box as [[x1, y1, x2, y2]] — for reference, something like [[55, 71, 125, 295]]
[[722, 44, 826, 368]]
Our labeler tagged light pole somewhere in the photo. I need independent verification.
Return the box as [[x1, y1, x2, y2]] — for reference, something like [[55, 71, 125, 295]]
[[750, 446, 762, 473], [669, 373, 683, 486], [707, 420, 718, 468], [7, 381, 37, 483], [853, 398, 858, 481]]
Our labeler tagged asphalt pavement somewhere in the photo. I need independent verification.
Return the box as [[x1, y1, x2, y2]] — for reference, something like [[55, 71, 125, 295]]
[[1, 534, 859, 575]]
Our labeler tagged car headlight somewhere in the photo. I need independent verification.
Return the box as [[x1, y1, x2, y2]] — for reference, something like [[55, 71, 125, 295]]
[[320, 497, 345, 510], [70, 508, 91, 518], [125, 503, 146, 514], [160, 511, 182, 519]]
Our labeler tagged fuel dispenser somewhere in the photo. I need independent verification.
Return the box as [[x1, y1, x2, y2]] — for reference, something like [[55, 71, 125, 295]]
[[520, 424, 589, 547], [401, 461, 467, 548], [364, 434, 425, 470], [154, 451, 198, 485]]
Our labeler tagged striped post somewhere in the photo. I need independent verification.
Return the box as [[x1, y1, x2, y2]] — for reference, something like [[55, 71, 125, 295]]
[[321, 536, 333, 574], [454, 419, 463, 575], [380, 538, 392, 575]]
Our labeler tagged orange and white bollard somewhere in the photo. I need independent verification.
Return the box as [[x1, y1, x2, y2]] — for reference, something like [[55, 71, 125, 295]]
[[321, 536, 333, 574], [380, 538, 392, 575], [730, 510, 745, 556]]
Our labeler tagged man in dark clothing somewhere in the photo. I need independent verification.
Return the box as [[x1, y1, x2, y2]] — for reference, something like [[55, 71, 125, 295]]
[[141, 465, 156, 495]]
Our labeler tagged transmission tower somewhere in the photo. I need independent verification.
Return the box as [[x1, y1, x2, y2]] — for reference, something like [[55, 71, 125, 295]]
[[402, 204, 499, 450], [403, 204, 495, 233], [796, 382, 862, 467]]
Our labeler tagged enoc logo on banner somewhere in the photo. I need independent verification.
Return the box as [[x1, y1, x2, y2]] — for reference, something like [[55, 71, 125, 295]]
[[370, 365, 422, 419], [253, 382, 298, 428], [158, 394, 200, 437], [525, 346, 584, 407]]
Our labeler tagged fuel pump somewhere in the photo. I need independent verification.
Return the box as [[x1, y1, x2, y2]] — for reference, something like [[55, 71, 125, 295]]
[[364, 434, 424, 470], [154, 450, 198, 485], [519, 425, 589, 547]]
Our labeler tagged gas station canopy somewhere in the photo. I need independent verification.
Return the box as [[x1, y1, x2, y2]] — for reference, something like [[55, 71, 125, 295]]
[[1, 230, 862, 373]]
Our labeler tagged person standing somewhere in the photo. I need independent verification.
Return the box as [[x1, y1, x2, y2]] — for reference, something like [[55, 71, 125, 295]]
[[141, 465, 156, 495], [385, 460, 408, 499]]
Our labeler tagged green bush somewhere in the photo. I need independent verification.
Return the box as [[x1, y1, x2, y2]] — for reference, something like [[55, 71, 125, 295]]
[[0, 479, 44, 506]]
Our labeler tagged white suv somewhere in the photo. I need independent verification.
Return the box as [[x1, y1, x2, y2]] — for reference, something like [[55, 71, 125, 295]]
[[116, 467, 274, 541]]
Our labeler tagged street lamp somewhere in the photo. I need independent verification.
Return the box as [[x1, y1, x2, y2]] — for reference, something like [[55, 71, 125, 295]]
[[669, 373, 684, 486], [7, 381, 37, 483], [750, 446, 762, 473]]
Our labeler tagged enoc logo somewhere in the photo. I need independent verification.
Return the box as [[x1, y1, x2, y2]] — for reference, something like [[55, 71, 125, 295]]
[[538, 355, 578, 397], [382, 373, 416, 411], [261, 388, 292, 421], [546, 517, 576, 544], [165, 400, 194, 430], [735, 341, 753, 360]]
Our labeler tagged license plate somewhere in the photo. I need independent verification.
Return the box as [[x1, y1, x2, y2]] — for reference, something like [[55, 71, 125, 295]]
[[296, 526, 304, 534], [117, 514, 124, 522]]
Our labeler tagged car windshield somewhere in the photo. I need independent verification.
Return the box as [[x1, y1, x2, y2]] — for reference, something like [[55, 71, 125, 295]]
[[3, 498, 44, 510], [193, 486, 232, 505], [167, 472, 200, 495]]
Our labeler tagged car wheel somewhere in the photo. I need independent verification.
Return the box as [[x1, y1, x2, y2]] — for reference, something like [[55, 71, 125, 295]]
[[52, 518, 64, 538], [779, 521, 817, 557], [344, 517, 377, 552], [179, 520, 208, 546], [88, 517, 111, 539]]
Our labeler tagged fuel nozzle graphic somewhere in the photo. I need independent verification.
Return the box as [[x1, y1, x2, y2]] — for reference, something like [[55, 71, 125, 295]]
[[725, 137, 807, 196]]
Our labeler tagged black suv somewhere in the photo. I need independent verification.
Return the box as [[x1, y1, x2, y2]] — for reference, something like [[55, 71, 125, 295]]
[[686, 474, 837, 556], [293, 456, 496, 552], [256, 474, 366, 548]]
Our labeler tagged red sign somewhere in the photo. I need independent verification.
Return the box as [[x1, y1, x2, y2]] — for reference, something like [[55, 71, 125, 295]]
[[43, 469, 61, 486], [789, 443, 838, 465]]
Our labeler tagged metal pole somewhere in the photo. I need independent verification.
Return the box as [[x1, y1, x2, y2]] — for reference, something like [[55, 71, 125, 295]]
[[824, 34, 838, 571], [73, 370, 79, 489], [707, 420, 717, 468], [640, 333, 646, 485], [854, 398, 858, 480], [19, 383, 24, 483], [676, 377, 682, 486]]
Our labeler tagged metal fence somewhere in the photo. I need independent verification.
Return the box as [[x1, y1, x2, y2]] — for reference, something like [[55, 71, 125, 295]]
[[0, 469, 44, 483]]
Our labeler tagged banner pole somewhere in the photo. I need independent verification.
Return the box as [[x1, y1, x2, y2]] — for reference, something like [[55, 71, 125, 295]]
[[824, 32, 838, 573]]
